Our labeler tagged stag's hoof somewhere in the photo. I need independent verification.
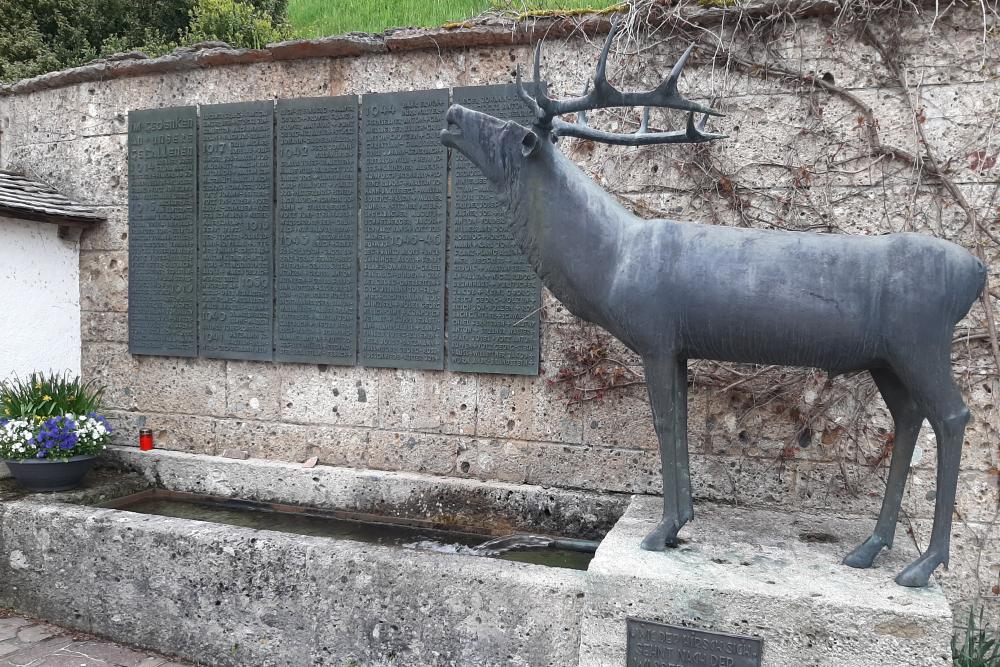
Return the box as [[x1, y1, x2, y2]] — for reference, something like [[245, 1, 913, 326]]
[[895, 551, 946, 588], [842, 535, 888, 569], [640, 520, 680, 552]]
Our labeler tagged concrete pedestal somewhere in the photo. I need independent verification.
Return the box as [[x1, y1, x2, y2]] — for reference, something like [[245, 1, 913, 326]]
[[579, 497, 953, 667]]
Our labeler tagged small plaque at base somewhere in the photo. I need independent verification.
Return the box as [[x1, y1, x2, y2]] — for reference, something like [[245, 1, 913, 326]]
[[626, 618, 762, 667]]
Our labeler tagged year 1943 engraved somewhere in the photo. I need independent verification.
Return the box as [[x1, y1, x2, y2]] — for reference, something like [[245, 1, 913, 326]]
[[626, 618, 762, 667]]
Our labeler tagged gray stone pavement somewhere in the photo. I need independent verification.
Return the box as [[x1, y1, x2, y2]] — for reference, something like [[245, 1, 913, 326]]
[[0, 612, 195, 667]]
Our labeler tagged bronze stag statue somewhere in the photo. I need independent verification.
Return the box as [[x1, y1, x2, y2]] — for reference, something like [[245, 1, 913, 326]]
[[440, 21, 986, 587]]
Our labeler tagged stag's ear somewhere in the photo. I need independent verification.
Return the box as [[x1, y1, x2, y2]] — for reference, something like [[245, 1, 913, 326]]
[[521, 129, 540, 158]]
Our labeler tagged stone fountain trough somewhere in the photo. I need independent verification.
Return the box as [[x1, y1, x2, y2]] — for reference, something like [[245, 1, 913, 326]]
[[0, 447, 628, 667], [0, 448, 953, 667]]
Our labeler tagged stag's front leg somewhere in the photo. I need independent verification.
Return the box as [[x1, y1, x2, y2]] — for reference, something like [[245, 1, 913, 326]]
[[640, 355, 694, 551]]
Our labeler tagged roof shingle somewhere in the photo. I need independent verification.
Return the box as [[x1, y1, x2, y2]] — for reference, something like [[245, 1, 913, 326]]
[[0, 170, 105, 225]]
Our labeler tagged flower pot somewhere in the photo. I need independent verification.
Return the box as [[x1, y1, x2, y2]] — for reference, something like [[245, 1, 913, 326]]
[[4, 455, 98, 492]]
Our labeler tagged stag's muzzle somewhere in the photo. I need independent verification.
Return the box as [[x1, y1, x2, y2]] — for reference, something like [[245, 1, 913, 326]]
[[440, 104, 466, 149]]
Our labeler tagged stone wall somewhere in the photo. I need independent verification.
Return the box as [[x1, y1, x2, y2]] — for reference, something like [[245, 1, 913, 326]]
[[0, 6, 996, 616]]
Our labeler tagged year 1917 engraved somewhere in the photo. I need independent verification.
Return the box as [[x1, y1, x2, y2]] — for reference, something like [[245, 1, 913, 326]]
[[448, 84, 541, 375], [128, 106, 198, 357], [360, 89, 448, 369], [626, 618, 762, 667], [198, 101, 274, 360], [275, 96, 358, 364]]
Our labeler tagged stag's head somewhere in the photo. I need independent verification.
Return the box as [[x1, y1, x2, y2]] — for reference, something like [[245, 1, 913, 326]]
[[441, 18, 726, 195], [441, 104, 544, 192]]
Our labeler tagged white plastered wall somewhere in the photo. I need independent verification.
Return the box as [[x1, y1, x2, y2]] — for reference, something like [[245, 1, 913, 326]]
[[0, 216, 81, 379]]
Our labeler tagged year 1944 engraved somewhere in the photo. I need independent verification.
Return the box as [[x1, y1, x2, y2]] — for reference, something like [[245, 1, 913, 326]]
[[626, 618, 762, 667]]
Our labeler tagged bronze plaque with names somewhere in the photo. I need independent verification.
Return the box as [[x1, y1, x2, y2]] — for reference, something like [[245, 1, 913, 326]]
[[360, 89, 448, 370], [448, 84, 541, 375], [275, 96, 358, 364], [127, 106, 198, 357], [626, 618, 763, 667], [198, 100, 274, 361]]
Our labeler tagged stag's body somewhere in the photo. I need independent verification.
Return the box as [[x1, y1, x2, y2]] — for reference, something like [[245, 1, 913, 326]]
[[514, 143, 981, 370], [442, 21, 986, 587]]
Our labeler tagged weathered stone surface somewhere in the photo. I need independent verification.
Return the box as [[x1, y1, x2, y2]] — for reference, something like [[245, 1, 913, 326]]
[[141, 413, 218, 455], [80, 206, 126, 251], [0, 450, 958, 667], [476, 374, 584, 443], [280, 364, 379, 427], [80, 310, 128, 343], [225, 361, 281, 420], [583, 384, 658, 450], [267, 34, 386, 59], [579, 496, 953, 667], [106, 446, 627, 539], [378, 369, 477, 435], [83, 344, 226, 415], [4, 134, 128, 207], [102, 410, 216, 454], [0, 455, 625, 665], [133, 356, 227, 416], [79, 250, 127, 312]]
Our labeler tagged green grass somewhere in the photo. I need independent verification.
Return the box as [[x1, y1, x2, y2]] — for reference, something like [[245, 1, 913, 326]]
[[288, 0, 614, 37]]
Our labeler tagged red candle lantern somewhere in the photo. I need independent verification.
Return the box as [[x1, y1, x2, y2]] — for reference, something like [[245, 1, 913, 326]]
[[139, 429, 154, 451]]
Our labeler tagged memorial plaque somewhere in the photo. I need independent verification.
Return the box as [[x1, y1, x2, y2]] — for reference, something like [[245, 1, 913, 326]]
[[360, 89, 448, 369], [127, 106, 199, 357], [275, 96, 358, 364], [448, 84, 541, 374], [198, 101, 274, 360], [626, 618, 763, 667]]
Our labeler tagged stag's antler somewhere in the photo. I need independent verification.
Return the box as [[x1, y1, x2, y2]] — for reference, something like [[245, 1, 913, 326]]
[[516, 19, 726, 146]]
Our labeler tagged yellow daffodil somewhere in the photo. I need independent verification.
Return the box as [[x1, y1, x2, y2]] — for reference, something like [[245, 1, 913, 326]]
[[41, 394, 52, 401]]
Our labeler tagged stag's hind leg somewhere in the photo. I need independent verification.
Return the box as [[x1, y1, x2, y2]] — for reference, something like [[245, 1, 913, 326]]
[[890, 353, 970, 588], [843, 368, 922, 569], [640, 355, 693, 551]]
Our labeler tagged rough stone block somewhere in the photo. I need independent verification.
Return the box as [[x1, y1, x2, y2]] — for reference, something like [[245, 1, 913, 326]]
[[583, 385, 657, 450], [80, 310, 128, 343], [103, 409, 146, 447], [82, 343, 226, 416], [456, 438, 661, 493], [132, 355, 227, 416], [476, 373, 584, 443], [212, 418, 305, 462], [4, 134, 128, 207], [378, 368, 477, 435], [280, 364, 378, 427], [82, 342, 140, 411], [79, 250, 127, 313], [143, 413, 217, 455], [579, 496, 953, 667], [80, 206, 127, 252], [225, 361, 281, 420], [330, 51, 465, 97]]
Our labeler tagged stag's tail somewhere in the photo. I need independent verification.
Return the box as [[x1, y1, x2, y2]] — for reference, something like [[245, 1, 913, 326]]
[[951, 251, 988, 325]]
